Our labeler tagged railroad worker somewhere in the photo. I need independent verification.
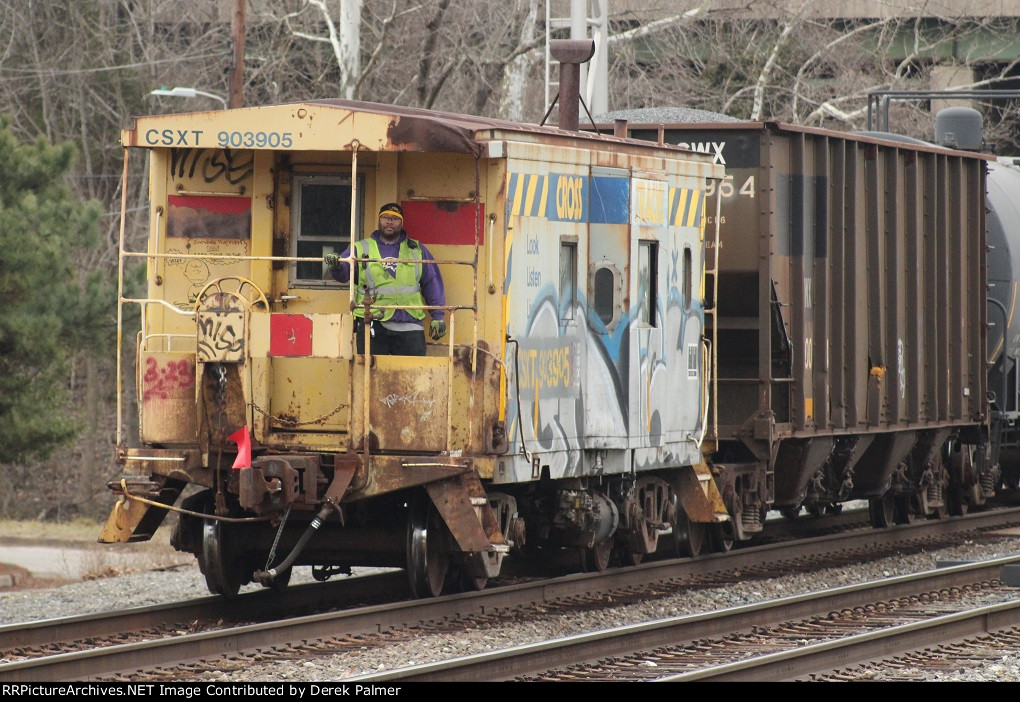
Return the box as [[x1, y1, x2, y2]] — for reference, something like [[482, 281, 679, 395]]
[[324, 203, 446, 356]]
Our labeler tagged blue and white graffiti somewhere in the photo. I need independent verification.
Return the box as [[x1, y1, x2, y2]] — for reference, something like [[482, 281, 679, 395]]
[[499, 170, 707, 484]]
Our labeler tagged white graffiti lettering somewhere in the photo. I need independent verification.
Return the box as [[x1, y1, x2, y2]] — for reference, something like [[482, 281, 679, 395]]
[[380, 390, 437, 410]]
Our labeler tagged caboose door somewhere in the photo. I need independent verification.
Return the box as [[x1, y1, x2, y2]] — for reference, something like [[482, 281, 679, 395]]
[[249, 172, 359, 449], [584, 167, 631, 452]]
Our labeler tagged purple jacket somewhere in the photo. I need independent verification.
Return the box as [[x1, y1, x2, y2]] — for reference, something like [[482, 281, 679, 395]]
[[327, 230, 445, 324]]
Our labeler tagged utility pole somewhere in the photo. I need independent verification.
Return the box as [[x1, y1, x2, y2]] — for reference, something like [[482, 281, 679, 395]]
[[228, 0, 246, 108]]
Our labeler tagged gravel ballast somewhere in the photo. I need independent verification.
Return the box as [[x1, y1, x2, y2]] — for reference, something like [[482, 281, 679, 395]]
[[3, 527, 1020, 682]]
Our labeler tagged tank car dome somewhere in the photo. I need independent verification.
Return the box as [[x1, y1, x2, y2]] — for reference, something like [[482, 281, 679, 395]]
[[935, 107, 983, 150], [986, 159, 1020, 367]]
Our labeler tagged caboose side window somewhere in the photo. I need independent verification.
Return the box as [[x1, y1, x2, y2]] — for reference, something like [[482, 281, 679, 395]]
[[290, 174, 364, 286], [638, 241, 658, 327], [589, 261, 622, 332], [559, 240, 577, 321], [683, 246, 693, 310]]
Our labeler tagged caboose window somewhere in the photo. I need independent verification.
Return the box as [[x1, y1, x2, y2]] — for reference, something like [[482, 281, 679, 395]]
[[683, 246, 693, 310], [290, 174, 364, 286], [589, 261, 621, 332], [559, 240, 577, 321], [638, 241, 658, 326]]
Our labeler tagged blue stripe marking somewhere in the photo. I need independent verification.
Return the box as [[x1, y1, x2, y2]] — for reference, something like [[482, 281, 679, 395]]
[[589, 176, 629, 224]]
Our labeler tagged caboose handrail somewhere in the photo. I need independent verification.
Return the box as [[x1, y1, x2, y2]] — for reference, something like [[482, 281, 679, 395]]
[[120, 250, 477, 267], [141, 333, 197, 353], [116, 148, 129, 446], [123, 297, 196, 315]]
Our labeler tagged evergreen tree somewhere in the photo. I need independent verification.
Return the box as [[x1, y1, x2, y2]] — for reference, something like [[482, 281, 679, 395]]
[[0, 118, 110, 463]]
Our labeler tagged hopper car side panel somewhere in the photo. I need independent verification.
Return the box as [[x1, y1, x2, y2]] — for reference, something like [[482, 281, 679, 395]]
[[618, 121, 990, 518]]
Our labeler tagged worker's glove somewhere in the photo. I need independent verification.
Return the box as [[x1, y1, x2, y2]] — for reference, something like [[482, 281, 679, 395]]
[[324, 253, 342, 268], [429, 319, 447, 341]]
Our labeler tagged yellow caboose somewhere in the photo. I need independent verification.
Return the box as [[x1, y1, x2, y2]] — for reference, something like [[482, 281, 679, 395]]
[[101, 96, 727, 596]]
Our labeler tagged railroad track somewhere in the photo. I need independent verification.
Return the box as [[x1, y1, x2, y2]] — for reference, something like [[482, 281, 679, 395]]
[[3, 508, 1019, 682], [347, 556, 1020, 682]]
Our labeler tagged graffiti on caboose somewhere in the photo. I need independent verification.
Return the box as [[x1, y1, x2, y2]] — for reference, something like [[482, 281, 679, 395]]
[[142, 357, 195, 401], [170, 148, 254, 185], [502, 170, 707, 483]]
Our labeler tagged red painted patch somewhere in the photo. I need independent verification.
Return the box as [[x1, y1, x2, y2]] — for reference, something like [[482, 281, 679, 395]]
[[400, 201, 485, 246], [270, 314, 313, 357], [169, 194, 251, 215]]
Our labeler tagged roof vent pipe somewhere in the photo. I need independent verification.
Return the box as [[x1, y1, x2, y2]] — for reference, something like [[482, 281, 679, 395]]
[[550, 39, 595, 132]]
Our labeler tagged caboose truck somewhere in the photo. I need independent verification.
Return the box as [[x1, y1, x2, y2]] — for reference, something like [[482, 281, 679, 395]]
[[99, 41, 729, 596]]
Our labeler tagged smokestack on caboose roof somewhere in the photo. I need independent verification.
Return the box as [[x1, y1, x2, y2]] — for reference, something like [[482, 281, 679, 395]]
[[551, 39, 595, 132]]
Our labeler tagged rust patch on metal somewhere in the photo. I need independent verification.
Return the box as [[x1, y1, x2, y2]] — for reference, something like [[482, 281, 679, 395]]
[[325, 458, 358, 502], [387, 116, 480, 155], [343, 456, 469, 502], [335, 453, 366, 494], [425, 473, 496, 552]]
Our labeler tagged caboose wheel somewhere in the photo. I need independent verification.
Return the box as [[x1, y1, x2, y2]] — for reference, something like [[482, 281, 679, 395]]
[[579, 539, 612, 572], [619, 546, 643, 566], [199, 519, 246, 598], [671, 508, 704, 558], [459, 568, 488, 592], [262, 566, 292, 592], [406, 494, 450, 598]]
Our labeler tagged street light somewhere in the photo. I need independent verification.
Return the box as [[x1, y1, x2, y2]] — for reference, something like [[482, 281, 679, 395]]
[[149, 86, 228, 109]]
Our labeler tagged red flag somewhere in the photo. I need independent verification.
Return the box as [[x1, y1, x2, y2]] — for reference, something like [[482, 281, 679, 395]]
[[228, 426, 251, 470]]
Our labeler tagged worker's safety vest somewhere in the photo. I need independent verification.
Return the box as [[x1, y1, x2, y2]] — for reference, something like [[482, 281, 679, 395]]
[[352, 237, 426, 321]]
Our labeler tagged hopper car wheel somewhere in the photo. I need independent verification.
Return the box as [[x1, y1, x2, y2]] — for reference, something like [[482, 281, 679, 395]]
[[779, 506, 802, 521], [948, 485, 970, 516], [869, 495, 896, 528], [580, 539, 612, 573], [708, 523, 733, 553], [894, 496, 915, 525], [199, 519, 245, 598], [406, 494, 450, 598], [671, 508, 704, 558]]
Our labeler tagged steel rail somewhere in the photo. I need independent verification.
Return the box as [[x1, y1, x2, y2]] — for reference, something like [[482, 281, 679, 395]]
[[664, 599, 1020, 682], [346, 555, 1020, 682], [2, 508, 1018, 682], [0, 571, 407, 651]]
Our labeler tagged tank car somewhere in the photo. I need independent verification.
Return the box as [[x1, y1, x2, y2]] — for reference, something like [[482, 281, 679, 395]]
[[99, 76, 729, 595], [602, 114, 994, 531]]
